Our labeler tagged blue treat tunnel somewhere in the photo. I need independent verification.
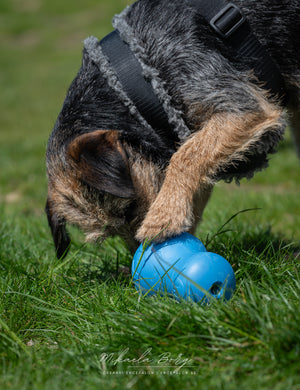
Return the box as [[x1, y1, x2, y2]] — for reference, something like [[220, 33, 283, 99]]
[[132, 233, 236, 302]]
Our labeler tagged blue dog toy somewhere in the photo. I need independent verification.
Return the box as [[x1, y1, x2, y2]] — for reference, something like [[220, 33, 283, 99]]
[[132, 233, 236, 303]]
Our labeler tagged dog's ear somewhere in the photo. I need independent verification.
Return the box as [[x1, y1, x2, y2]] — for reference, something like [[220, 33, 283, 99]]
[[45, 198, 71, 259], [67, 130, 134, 198]]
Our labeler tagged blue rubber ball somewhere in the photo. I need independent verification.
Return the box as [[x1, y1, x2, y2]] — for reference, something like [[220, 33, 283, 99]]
[[132, 233, 236, 303]]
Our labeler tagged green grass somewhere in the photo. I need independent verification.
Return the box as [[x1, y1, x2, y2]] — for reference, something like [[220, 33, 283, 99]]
[[0, 1, 300, 389]]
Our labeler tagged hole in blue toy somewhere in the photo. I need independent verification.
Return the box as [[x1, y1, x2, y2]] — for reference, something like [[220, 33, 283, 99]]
[[209, 282, 222, 296]]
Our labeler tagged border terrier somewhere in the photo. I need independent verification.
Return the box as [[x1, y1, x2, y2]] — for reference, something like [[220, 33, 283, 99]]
[[46, 0, 300, 258]]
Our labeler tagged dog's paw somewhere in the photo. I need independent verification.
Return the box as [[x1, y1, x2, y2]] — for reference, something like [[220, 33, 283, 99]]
[[136, 217, 172, 243], [135, 199, 192, 243]]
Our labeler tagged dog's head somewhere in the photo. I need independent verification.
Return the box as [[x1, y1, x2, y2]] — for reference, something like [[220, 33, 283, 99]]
[[46, 128, 164, 258]]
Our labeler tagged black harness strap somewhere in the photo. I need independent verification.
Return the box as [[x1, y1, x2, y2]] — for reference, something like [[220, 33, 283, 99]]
[[100, 30, 179, 145]]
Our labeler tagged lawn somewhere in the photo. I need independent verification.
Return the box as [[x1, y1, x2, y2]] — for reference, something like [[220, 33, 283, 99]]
[[0, 1, 300, 389]]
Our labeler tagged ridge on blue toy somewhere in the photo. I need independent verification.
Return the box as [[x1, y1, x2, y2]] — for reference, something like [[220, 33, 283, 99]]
[[132, 233, 236, 303]]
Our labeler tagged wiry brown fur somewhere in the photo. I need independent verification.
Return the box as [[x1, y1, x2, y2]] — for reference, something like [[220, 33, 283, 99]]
[[136, 95, 283, 241], [46, 138, 166, 254]]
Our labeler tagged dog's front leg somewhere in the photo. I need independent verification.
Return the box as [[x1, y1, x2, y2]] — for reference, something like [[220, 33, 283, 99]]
[[136, 103, 283, 242]]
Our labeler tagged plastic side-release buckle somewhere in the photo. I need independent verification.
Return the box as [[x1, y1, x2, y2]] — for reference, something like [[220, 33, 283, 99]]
[[210, 3, 246, 39]]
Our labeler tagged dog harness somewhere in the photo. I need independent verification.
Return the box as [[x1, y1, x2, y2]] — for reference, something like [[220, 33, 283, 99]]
[[85, 0, 286, 143]]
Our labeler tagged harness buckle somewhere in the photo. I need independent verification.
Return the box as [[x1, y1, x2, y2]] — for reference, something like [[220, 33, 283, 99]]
[[210, 3, 246, 39]]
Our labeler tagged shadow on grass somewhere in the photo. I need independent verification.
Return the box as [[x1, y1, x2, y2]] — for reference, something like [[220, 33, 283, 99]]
[[77, 252, 132, 285], [209, 226, 299, 256], [76, 219, 300, 287], [86, 264, 131, 284], [205, 225, 300, 285]]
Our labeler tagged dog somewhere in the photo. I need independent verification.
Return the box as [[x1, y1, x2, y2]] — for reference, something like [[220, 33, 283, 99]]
[[46, 0, 300, 259]]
